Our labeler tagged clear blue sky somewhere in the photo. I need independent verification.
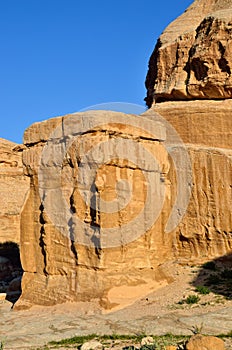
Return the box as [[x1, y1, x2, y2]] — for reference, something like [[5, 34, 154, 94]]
[[0, 0, 193, 143]]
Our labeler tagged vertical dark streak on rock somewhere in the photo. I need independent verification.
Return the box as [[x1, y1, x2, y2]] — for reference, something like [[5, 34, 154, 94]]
[[69, 193, 78, 265], [39, 203, 48, 276]]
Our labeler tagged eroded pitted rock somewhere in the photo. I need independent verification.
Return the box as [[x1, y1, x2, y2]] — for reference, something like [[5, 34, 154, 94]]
[[144, 100, 232, 260], [145, 0, 232, 106], [17, 111, 173, 308]]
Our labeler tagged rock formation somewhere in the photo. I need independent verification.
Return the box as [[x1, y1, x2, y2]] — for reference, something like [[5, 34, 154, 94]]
[[185, 334, 225, 350], [145, 0, 232, 106], [17, 111, 173, 308], [0, 0, 231, 309], [0, 138, 29, 243], [143, 0, 232, 260], [144, 100, 232, 259]]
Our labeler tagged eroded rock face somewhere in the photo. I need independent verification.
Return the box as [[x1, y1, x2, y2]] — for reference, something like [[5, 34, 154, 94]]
[[0, 138, 29, 243], [144, 100, 232, 259], [17, 111, 173, 308], [145, 0, 232, 106], [17, 103, 232, 308]]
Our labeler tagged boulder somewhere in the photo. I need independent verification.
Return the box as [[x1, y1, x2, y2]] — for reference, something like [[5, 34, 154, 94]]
[[186, 334, 225, 350], [141, 336, 154, 346], [81, 340, 103, 350], [17, 110, 172, 307]]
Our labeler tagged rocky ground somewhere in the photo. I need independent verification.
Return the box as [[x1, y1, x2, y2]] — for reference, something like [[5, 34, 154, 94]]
[[1, 260, 232, 349]]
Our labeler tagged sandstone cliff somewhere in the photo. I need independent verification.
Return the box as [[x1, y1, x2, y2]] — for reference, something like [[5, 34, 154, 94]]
[[145, 0, 232, 106], [17, 111, 174, 308], [144, 100, 232, 259], [0, 139, 29, 243], [144, 0, 232, 258]]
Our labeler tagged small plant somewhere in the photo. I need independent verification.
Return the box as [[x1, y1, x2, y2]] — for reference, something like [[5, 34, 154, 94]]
[[195, 285, 210, 295], [178, 294, 200, 305], [190, 323, 204, 334], [202, 261, 216, 271], [0, 341, 4, 350], [185, 295, 200, 304]]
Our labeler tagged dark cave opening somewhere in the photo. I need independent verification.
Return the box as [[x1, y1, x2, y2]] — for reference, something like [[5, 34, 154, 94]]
[[0, 241, 23, 304]]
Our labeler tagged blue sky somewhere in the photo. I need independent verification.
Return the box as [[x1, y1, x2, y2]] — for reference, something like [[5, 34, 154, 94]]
[[0, 0, 193, 143]]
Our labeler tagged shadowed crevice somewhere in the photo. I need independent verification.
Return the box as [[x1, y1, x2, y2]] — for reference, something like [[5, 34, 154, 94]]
[[39, 203, 48, 276]]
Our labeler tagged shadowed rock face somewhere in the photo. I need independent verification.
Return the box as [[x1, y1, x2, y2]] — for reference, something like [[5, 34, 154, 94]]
[[145, 0, 232, 106]]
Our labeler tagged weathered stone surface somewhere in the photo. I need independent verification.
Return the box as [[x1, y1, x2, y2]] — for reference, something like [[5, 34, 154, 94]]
[[0, 138, 29, 243], [17, 110, 173, 308], [144, 100, 232, 260], [16, 102, 232, 307], [145, 0, 232, 106], [186, 334, 225, 350]]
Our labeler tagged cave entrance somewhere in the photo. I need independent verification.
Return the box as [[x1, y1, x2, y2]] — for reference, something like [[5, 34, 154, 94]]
[[0, 242, 23, 304]]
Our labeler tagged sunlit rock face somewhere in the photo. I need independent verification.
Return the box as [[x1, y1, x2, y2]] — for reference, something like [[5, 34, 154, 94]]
[[145, 0, 232, 106], [144, 100, 232, 260], [0, 138, 29, 243], [144, 0, 232, 261], [16, 111, 175, 309], [16, 103, 232, 309]]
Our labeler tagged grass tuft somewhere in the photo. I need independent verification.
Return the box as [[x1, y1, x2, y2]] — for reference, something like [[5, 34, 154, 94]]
[[195, 286, 210, 295], [185, 295, 200, 304]]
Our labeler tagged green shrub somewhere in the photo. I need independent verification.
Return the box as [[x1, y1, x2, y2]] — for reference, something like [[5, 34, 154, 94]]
[[195, 286, 210, 295], [185, 295, 200, 304]]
